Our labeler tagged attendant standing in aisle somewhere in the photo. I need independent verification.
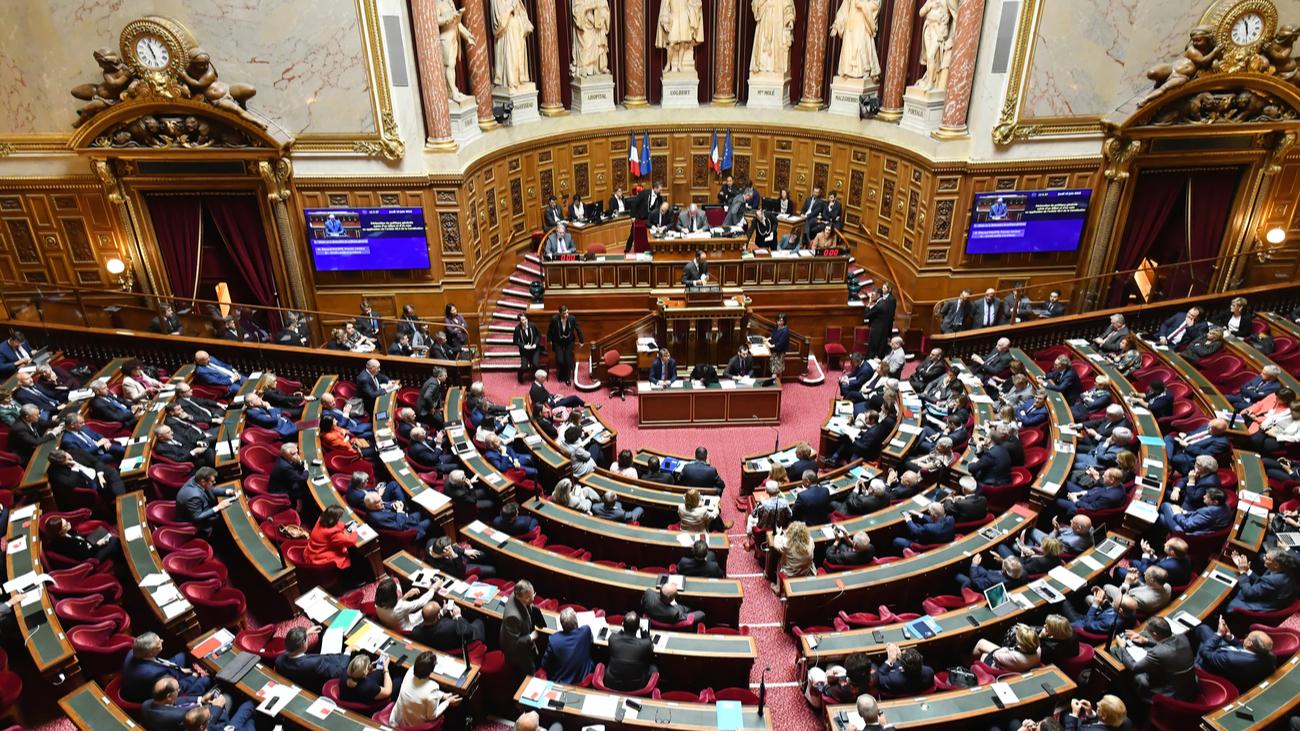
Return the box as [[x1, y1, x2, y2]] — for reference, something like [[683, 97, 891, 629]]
[[547, 306, 585, 386], [862, 282, 896, 359], [513, 313, 541, 380]]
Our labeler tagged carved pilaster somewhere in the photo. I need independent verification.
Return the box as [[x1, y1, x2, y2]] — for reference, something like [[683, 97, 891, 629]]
[[1077, 123, 1144, 310], [259, 158, 310, 311]]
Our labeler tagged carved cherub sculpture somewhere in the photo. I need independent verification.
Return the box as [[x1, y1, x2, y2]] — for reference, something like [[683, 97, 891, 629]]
[[1262, 25, 1300, 83], [70, 48, 132, 127], [180, 49, 264, 128], [1139, 26, 1220, 107]]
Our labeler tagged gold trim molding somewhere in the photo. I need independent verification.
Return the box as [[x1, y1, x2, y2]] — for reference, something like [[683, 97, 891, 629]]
[[992, 0, 1105, 146]]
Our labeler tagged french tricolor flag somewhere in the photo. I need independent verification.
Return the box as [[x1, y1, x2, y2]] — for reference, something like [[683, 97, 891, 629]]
[[710, 129, 721, 174], [628, 133, 641, 177]]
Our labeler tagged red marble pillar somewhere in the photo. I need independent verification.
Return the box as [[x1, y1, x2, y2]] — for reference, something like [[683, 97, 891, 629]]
[[937, 0, 986, 137], [625, 0, 648, 107], [712, 0, 739, 105], [878, 0, 918, 122], [410, 0, 455, 147], [460, 0, 497, 129], [797, 0, 832, 110], [535, 0, 565, 115]]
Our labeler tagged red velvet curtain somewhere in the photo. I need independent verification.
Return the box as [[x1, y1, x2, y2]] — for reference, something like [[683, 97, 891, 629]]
[[146, 195, 203, 300], [202, 196, 279, 311], [1107, 171, 1186, 307]]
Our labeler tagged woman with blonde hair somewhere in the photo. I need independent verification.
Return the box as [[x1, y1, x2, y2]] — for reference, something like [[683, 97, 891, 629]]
[[770, 521, 815, 577], [973, 623, 1042, 673], [677, 488, 719, 532], [1038, 614, 1080, 665], [768, 462, 789, 485], [551, 477, 599, 513], [1114, 450, 1138, 483], [338, 652, 395, 705], [1065, 694, 1130, 729]]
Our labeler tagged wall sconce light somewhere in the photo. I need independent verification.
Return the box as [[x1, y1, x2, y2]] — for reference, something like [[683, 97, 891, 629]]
[[106, 256, 135, 291], [1257, 226, 1287, 262]]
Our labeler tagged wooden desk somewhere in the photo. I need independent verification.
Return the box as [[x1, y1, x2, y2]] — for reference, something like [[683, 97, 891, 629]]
[[190, 629, 384, 730], [119, 364, 196, 487], [780, 505, 1035, 628], [214, 375, 261, 477], [647, 233, 749, 261], [1139, 338, 1249, 439], [819, 389, 923, 469], [1009, 350, 1079, 507], [117, 492, 201, 640], [628, 448, 719, 494], [5, 504, 80, 687], [219, 481, 300, 610], [826, 666, 1076, 731], [1203, 653, 1300, 730], [802, 534, 1132, 666], [442, 384, 464, 427], [542, 252, 850, 292], [1228, 451, 1270, 557], [579, 471, 691, 523], [516, 677, 772, 730], [523, 497, 729, 567], [563, 215, 633, 253], [372, 391, 456, 540], [461, 520, 744, 625], [637, 379, 781, 427], [384, 552, 756, 687], [740, 442, 809, 494], [59, 681, 136, 730]]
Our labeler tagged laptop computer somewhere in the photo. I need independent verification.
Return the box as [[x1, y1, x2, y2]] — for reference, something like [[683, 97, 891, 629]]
[[984, 583, 1018, 616], [1277, 532, 1300, 547]]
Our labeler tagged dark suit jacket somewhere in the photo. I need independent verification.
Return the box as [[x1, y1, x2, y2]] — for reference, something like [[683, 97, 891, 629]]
[[863, 295, 896, 334], [175, 480, 232, 532], [675, 553, 725, 578], [512, 324, 540, 351], [648, 208, 675, 229], [1045, 367, 1083, 403], [971, 298, 1004, 329], [641, 587, 688, 624], [1213, 308, 1253, 338], [1196, 634, 1274, 688], [682, 259, 709, 286], [799, 196, 826, 220], [1230, 569, 1297, 612], [541, 626, 595, 685], [939, 299, 970, 333], [632, 189, 662, 220], [275, 651, 351, 693], [905, 515, 955, 545], [823, 201, 844, 230], [1156, 313, 1207, 346], [943, 494, 988, 524], [543, 204, 565, 228], [725, 354, 754, 378], [357, 369, 390, 405], [793, 483, 833, 526], [649, 358, 677, 383], [547, 314, 584, 352], [90, 394, 135, 424], [605, 631, 655, 691], [412, 616, 480, 652], [500, 596, 540, 673], [9, 419, 53, 463], [970, 444, 1013, 485], [1130, 634, 1198, 699], [679, 460, 724, 490], [751, 215, 776, 248], [269, 456, 308, 497]]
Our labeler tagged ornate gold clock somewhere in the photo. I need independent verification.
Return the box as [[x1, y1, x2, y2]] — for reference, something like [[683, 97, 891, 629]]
[[118, 16, 195, 79], [1201, 0, 1280, 72]]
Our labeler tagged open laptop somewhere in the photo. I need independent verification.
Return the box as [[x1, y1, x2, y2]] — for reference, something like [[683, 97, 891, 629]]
[[984, 583, 1018, 616]]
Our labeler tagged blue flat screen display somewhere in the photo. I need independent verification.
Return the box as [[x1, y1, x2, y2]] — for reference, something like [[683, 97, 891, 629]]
[[305, 207, 431, 271], [965, 189, 1092, 255]]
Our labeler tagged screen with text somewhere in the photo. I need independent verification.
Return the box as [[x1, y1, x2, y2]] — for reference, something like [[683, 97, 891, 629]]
[[305, 207, 431, 271], [965, 189, 1092, 255]]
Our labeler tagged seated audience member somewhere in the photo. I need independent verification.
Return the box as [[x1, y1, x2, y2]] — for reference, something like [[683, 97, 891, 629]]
[[641, 455, 677, 484], [1170, 455, 1222, 511], [1158, 487, 1232, 535], [89, 378, 141, 428], [830, 409, 895, 465], [338, 653, 396, 707], [406, 426, 458, 473], [1191, 617, 1275, 689], [891, 502, 954, 553], [1127, 379, 1173, 420], [909, 348, 948, 392], [440, 469, 495, 512], [679, 446, 725, 490], [357, 359, 398, 410], [363, 491, 432, 542], [192, 350, 245, 398], [936, 290, 971, 334], [874, 644, 934, 696], [43, 514, 118, 563], [725, 344, 756, 378], [884, 469, 923, 502], [922, 365, 961, 405], [614, 449, 640, 479], [1070, 427, 1134, 473], [971, 338, 1013, 380], [1114, 617, 1198, 713], [1031, 514, 1095, 555], [483, 432, 537, 479], [838, 353, 873, 399], [678, 488, 724, 531], [1044, 356, 1084, 403], [391, 651, 461, 727], [142, 677, 249, 731], [155, 423, 217, 470], [1227, 548, 1297, 613], [1063, 695, 1130, 731], [121, 631, 213, 704], [0, 389, 20, 427], [394, 407, 420, 441], [1056, 467, 1128, 519], [320, 414, 375, 459], [61, 412, 124, 463], [793, 471, 834, 525], [47, 448, 126, 499], [592, 490, 644, 524], [1037, 614, 1081, 665], [956, 553, 1025, 593], [544, 221, 575, 258], [1250, 400, 1300, 454], [943, 475, 988, 524], [174, 382, 225, 425], [343, 471, 393, 511], [276, 627, 350, 693], [1114, 537, 1191, 589], [259, 374, 305, 417], [1102, 566, 1172, 615], [493, 501, 539, 536], [305, 504, 359, 570], [1181, 326, 1226, 364], [832, 477, 888, 517], [771, 521, 816, 577], [266, 442, 308, 504], [343, 322, 377, 353], [551, 477, 600, 513], [676, 539, 725, 578], [175, 467, 236, 537], [1109, 335, 1143, 375], [604, 612, 656, 692], [973, 623, 1042, 673], [849, 694, 891, 731], [1229, 365, 1284, 410], [1241, 387, 1295, 433], [324, 328, 351, 351], [788, 442, 819, 480], [914, 414, 966, 457], [825, 528, 875, 567], [165, 401, 218, 445], [1014, 390, 1050, 427], [412, 599, 486, 651], [1075, 402, 1129, 447], [242, 393, 298, 440], [1215, 296, 1253, 338], [529, 369, 586, 410], [541, 607, 595, 685], [1066, 587, 1138, 635], [10, 405, 59, 463], [374, 576, 435, 633], [427, 535, 496, 580], [558, 424, 603, 470], [388, 333, 414, 357], [146, 305, 183, 336], [1093, 314, 1130, 354], [649, 348, 678, 387], [969, 428, 1014, 486], [642, 582, 705, 627], [1156, 307, 1208, 349]]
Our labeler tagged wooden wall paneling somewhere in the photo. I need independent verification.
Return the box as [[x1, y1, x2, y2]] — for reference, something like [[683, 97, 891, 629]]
[[1247, 156, 1300, 287], [0, 189, 124, 289]]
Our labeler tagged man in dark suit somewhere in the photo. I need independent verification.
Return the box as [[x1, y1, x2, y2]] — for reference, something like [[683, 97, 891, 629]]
[[147, 305, 184, 336], [641, 455, 677, 484], [275, 627, 351, 693], [1191, 617, 1275, 688], [831, 410, 894, 465], [9, 404, 58, 463], [1158, 487, 1232, 535], [362, 491, 432, 541], [529, 369, 585, 410], [793, 471, 833, 526], [677, 203, 708, 233], [154, 424, 214, 469], [909, 348, 948, 393], [1033, 290, 1067, 319], [174, 467, 236, 537], [500, 580, 542, 675], [681, 251, 710, 286], [513, 313, 542, 377], [268, 442, 309, 505], [48, 447, 125, 498], [543, 195, 565, 228], [120, 631, 213, 704], [821, 190, 844, 233], [642, 583, 705, 626], [1156, 307, 1207, 349], [1093, 314, 1130, 353], [875, 645, 934, 696], [1044, 355, 1084, 404], [1227, 548, 1298, 613], [675, 540, 725, 578], [412, 600, 486, 652], [937, 290, 971, 334], [242, 393, 298, 440], [165, 402, 218, 446], [407, 426, 458, 474], [1164, 418, 1231, 476], [592, 491, 645, 523], [891, 502, 955, 552], [679, 447, 725, 490], [718, 175, 737, 207], [1069, 590, 1138, 634], [541, 607, 595, 685], [943, 476, 988, 524], [608, 186, 630, 216], [799, 187, 826, 241], [632, 182, 663, 220], [648, 200, 675, 231], [174, 383, 224, 425], [141, 677, 244, 731], [862, 283, 897, 359], [725, 344, 755, 378], [192, 350, 245, 399], [788, 444, 819, 480], [968, 289, 1001, 330], [88, 379, 139, 428], [969, 430, 1013, 486], [357, 359, 395, 410], [60, 412, 124, 463], [649, 349, 678, 386], [492, 501, 539, 536], [1117, 617, 1198, 716], [970, 337, 1013, 380], [547, 306, 585, 386], [1228, 366, 1284, 410], [604, 612, 656, 691]]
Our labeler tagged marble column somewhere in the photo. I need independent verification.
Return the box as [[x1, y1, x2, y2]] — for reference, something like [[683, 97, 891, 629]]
[[410, 0, 456, 148], [535, 0, 566, 115], [712, 0, 739, 105], [936, 0, 986, 138], [625, 0, 648, 107], [460, 0, 497, 129], [797, 0, 832, 110], [878, 0, 917, 122]]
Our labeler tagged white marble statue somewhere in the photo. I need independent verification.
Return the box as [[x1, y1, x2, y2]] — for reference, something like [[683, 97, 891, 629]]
[[830, 0, 881, 81], [571, 0, 611, 77], [437, 0, 476, 101], [492, 0, 534, 88], [750, 0, 797, 75], [656, 0, 704, 73], [916, 0, 958, 91]]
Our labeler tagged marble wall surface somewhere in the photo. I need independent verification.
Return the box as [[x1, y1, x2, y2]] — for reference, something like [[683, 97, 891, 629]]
[[1021, 0, 1300, 121], [0, 0, 374, 136]]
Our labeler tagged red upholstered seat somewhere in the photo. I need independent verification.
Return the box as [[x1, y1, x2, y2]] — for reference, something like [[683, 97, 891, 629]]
[[1150, 668, 1238, 731], [824, 327, 847, 369], [1228, 597, 1300, 627], [603, 350, 634, 400], [1251, 623, 1300, 658], [324, 678, 385, 714], [0, 671, 21, 713], [921, 588, 982, 616], [145, 500, 190, 529], [47, 564, 122, 601], [180, 578, 247, 629], [54, 594, 131, 634], [67, 619, 134, 678], [239, 443, 280, 474], [105, 675, 139, 714], [704, 687, 760, 704], [152, 528, 213, 561], [655, 690, 705, 702], [235, 625, 290, 662], [284, 541, 341, 590], [1057, 641, 1095, 679], [372, 702, 444, 731], [592, 663, 658, 697], [163, 552, 230, 583]]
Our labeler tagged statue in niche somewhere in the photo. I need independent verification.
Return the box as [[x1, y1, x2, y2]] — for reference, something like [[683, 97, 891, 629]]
[[656, 0, 704, 73], [70, 48, 132, 127], [915, 0, 958, 92], [750, 0, 797, 75], [830, 0, 882, 81], [1139, 26, 1221, 107], [492, 0, 534, 89], [437, 0, 476, 101], [571, 0, 611, 77]]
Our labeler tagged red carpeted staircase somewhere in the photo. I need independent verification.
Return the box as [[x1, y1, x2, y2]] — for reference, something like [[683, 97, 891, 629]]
[[482, 253, 546, 373]]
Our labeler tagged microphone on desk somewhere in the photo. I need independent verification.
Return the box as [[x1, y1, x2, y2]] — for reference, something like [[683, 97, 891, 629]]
[[758, 665, 770, 717]]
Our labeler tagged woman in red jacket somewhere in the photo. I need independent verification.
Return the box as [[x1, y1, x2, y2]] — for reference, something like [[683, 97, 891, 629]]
[[305, 505, 357, 569]]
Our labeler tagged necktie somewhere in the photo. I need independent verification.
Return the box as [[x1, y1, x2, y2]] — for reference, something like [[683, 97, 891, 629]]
[[986, 303, 995, 327]]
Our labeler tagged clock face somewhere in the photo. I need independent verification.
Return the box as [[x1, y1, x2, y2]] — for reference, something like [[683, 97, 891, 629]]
[[134, 35, 170, 69], [1232, 12, 1265, 45]]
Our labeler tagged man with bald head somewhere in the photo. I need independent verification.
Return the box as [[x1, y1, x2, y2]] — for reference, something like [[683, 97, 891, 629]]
[[971, 337, 1013, 379], [154, 424, 214, 468], [191, 350, 244, 399], [1191, 616, 1275, 688], [357, 358, 398, 410], [514, 710, 563, 731], [642, 582, 705, 627], [1165, 418, 1231, 476], [320, 391, 373, 438]]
